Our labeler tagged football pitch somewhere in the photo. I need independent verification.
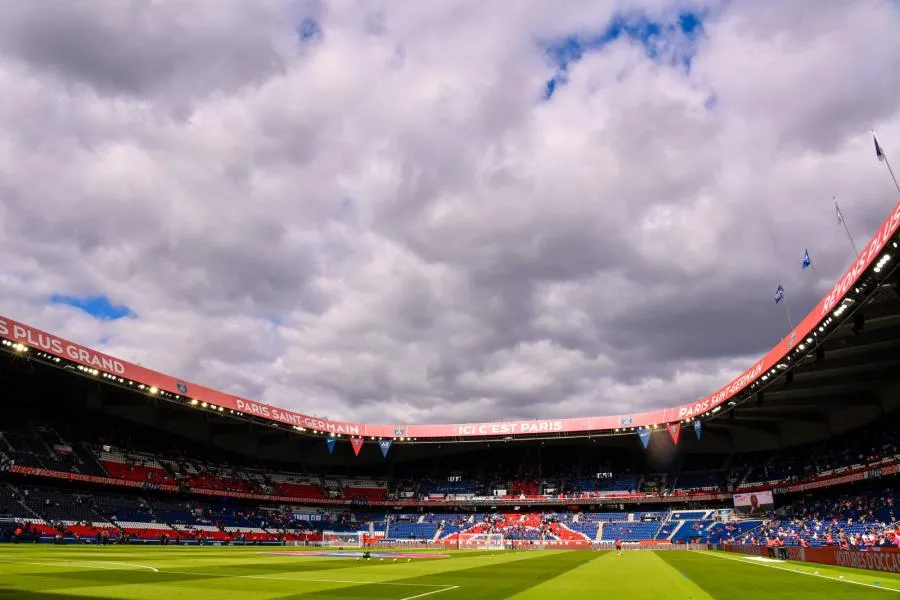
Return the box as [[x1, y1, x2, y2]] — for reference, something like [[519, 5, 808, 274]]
[[1, 546, 899, 599]]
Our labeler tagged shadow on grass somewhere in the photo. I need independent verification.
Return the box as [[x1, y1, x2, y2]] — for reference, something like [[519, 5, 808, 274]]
[[270, 550, 606, 600], [0, 590, 128, 600]]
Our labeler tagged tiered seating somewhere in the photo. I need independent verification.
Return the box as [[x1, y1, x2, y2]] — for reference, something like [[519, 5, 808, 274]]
[[170, 524, 230, 541], [99, 450, 176, 485], [548, 520, 590, 541], [388, 520, 440, 540], [706, 520, 763, 543], [186, 472, 255, 493], [567, 521, 599, 539], [420, 481, 477, 497], [600, 521, 660, 541], [673, 471, 723, 491], [670, 520, 715, 543], [0, 429, 76, 471], [582, 512, 628, 522], [269, 474, 327, 498], [670, 510, 712, 520], [596, 475, 639, 493], [509, 480, 539, 496], [342, 479, 388, 502], [61, 522, 119, 538], [115, 521, 176, 539], [655, 521, 679, 539]]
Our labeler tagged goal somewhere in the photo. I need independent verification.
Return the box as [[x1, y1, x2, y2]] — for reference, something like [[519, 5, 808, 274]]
[[458, 533, 506, 550], [321, 531, 364, 548]]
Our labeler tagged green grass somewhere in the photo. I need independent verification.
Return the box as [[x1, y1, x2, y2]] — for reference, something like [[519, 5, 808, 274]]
[[1, 545, 899, 599]]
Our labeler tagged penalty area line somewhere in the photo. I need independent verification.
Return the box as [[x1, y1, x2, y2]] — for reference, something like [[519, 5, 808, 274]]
[[16, 560, 159, 573], [702, 551, 899, 593], [399, 586, 459, 600], [164, 570, 455, 587]]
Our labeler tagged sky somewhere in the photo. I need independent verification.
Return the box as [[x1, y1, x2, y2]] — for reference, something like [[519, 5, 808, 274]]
[[1, 0, 899, 426]]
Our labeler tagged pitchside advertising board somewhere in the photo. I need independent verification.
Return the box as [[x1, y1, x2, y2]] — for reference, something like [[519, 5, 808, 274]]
[[2, 201, 899, 439], [732, 491, 775, 515]]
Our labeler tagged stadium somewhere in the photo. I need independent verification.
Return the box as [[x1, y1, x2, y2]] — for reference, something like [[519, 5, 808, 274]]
[[2, 196, 900, 596], [5, 4, 900, 600]]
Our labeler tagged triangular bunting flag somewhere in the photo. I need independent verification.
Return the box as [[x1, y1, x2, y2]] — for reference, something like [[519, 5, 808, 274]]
[[693, 420, 702, 440], [638, 428, 652, 449], [326, 438, 336, 455], [667, 423, 681, 445], [378, 439, 392, 458], [350, 437, 364, 457]]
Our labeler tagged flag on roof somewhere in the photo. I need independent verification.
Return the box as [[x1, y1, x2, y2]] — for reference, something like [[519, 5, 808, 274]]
[[875, 133, 886, 162], [667, 423, 681, 445], [379, 439, 392, 458], [350, 437, 364, 457], [638, 428, 652, 449]]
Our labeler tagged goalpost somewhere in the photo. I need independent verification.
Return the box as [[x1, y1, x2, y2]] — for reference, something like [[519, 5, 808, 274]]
[[458, 533, 506, 550], [321, 531, 365, 548]]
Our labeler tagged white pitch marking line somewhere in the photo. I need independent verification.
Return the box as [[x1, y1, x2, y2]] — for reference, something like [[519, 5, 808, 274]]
[[703, 551, 900, 593], [164, 570, 453, 587], [0, 557, 455, 590], [399, 586, 459, 600], [22, 561, 159, 573]]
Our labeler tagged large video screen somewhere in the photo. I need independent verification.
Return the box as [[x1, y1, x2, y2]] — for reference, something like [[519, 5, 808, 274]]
[[733, 491, 774, 515]]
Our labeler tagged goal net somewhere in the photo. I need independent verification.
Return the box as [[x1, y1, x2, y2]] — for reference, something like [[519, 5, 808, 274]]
[[321, 531, 364, 548], [458, 533, 506, 550]]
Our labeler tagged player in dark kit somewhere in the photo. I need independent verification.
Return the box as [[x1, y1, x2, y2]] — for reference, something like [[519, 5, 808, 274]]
[[615, 539, 622, 555]]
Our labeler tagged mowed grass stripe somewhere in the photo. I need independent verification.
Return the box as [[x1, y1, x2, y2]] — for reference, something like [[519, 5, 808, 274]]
[[9, 546, 900, 600], [503, 551, 716, 600], [702, 551, 900, 593], [657, 551, 900, 599], [273, 550, 603, 600], [0, 547, 585, 600]]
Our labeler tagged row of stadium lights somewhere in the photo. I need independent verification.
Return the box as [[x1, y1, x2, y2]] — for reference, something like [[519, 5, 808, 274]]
[[0, 345, 428, 443], [2, 243, 895, 441]]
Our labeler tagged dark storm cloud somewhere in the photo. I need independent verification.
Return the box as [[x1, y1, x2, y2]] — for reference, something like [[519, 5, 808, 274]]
[[0, 1, 292, 100]]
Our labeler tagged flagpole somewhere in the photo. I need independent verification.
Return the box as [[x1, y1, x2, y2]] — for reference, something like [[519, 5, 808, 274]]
[[782, 297, 794, 331], [777, 284, 794, 331], [833, 196, 860, 258], [873, 131, 900, 196], [808, 263, 824, 297]]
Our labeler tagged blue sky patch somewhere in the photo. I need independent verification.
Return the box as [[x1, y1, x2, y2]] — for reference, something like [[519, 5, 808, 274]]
[[541, 10, 705, 100], [49, 294, 136, 321], [297, 18, 321, 43]]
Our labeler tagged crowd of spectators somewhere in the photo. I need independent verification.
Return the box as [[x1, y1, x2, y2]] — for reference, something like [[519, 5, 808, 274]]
[[724, 490, 900, 548], [3, 410, 900, 505]]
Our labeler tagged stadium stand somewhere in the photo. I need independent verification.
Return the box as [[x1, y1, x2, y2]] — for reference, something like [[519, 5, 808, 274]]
[[3, 272, 900, 549]]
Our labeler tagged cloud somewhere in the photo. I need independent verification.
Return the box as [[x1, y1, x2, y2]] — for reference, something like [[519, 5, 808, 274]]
[[1, 0, 899, 425]]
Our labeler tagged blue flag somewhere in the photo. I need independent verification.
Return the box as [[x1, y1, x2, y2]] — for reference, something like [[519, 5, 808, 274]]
[[693, 420, 702, 440], [775, 285, 785, 304], [379, 439, 392, 458], [638, 428, 652, 449], [326, 438, 336, 455], [802, 249, 811, 270], [875, 134, 886, 162]]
